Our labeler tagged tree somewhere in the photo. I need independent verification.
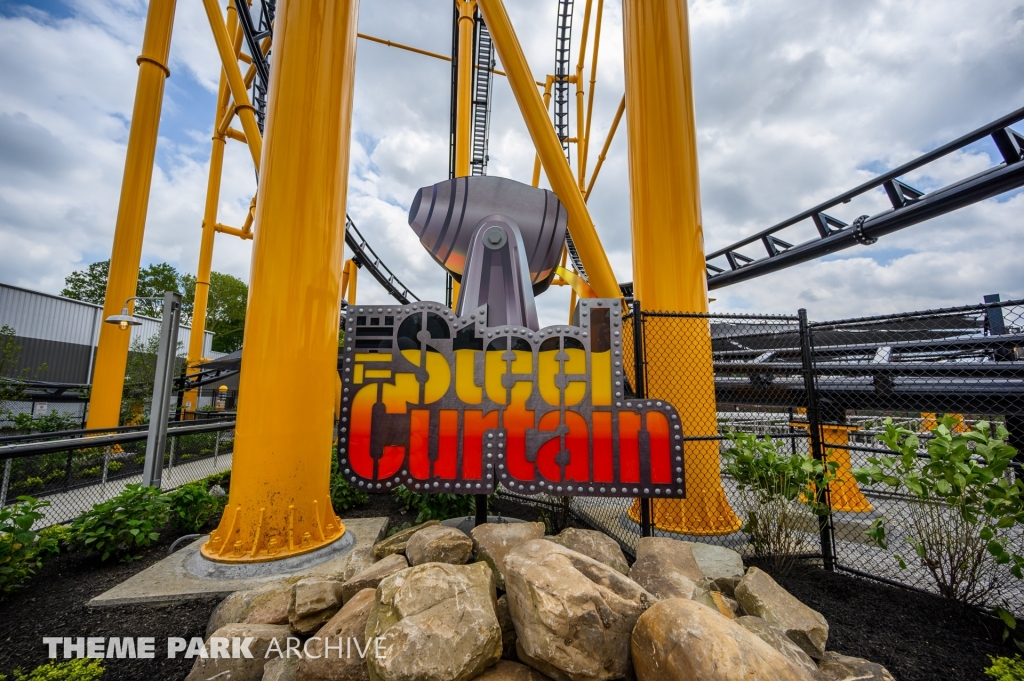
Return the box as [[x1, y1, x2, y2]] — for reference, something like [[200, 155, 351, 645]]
[[60, 260, 109, 305], [206, 272, 247, 353], [61, 261, 247, 353]]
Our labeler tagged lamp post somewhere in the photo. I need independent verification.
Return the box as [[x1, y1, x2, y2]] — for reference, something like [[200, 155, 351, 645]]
[[104, 291, 182, 488]]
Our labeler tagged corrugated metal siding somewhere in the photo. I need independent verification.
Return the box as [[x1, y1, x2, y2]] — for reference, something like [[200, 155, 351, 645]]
[[0, 283, 218, 382], [0, 284, 101, 346]]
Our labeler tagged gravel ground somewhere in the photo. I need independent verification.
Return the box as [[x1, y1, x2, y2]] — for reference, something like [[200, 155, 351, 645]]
[[0, 493, 1014, 680]]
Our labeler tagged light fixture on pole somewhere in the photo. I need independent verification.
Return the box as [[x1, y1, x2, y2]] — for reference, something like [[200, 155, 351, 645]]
[[105, 293, 183, 488]]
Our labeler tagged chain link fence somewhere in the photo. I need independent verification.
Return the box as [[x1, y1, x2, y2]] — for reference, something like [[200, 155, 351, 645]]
[[0, 420, 234, 528], [501, 296, 1024, 615]]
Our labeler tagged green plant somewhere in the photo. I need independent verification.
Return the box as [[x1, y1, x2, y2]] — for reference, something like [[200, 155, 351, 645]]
[[330, 474, 368, 511], [166, 482, 225, 533], [853, 417, 1022, 605], [393, 486, 489, 523], [7, 658, 104, 681], [721, 430, 837, 575], [0, 497, 58, 593], [986, 655, 1024, 681], [37, 524, 75, 552], [71, 484, 169, 561]]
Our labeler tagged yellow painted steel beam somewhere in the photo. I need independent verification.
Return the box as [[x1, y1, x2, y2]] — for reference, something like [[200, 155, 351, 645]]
[[531, 75, 554, 188], [202, 0, 359, 563], [584, 94, 624, 200], [341, 259, 359, 305], [185, 0, 244, 415], [479, 0, 620, 300], [201, 0, 262, 172], [86, 0, 177, 429], [355, 32, 536, 83], [581, 0, 604, 183], [622, 0, 740, 534], [554, 265, 596, 299], [215, 223, 253, 240], [574, 0, 593, 191], [455, 2, 475, 179]]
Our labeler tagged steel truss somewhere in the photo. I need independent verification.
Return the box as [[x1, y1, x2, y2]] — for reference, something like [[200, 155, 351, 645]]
[[706, 106, 1024, 289]]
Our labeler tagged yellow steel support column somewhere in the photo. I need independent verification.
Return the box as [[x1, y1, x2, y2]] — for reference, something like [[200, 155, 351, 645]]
[[478, 0, 620, 300], [86, 0, 176, 429], [531, 75, 554, 188], [450, 0, 476, 309], [202, 0, 360, 562], [622, 0, 740, 534], [185, 22, 237, 414], [581, 0, 604, 182], [574, 0, 594, 191], [790, 421, 873, 512], [584, 94, 624, 201]]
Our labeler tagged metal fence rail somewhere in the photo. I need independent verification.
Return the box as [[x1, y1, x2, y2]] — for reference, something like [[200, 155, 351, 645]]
[[0, 420, 235, 527], [500, 296, 1024, 616]]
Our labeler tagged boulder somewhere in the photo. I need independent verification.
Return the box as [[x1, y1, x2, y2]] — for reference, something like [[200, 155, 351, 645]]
[[504, 539, 655, 681], [341, 553, 409, 603], [495, 594, 517, 660], [473, 661, 550, 681], [365, 561, 502, 681], [405, 525, 473, 566], [546, 528, 629, 575], [185, 623, 291, 681], [290, 578, 345, 635], [709, 591, 738, 619], [207, 580, 298, 637], [734, 568, 829, 660], [339, 545, 377, 582], [629, 538, 703, 600], [713, 575, 741, 598], [631, 599, 818, 681], [245, 584, 294, 626], [736, 616, 821, 679], [372, 520, 441, 559], [471, 521, 545, 590], [818, 652, 896, 681], [264, 656, 299, 681], [686, 541, 744, 580], [296, 588, 376, 681]]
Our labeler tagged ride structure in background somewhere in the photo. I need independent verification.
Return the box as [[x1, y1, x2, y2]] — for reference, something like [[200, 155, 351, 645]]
[[79, 0, 1024, 564]]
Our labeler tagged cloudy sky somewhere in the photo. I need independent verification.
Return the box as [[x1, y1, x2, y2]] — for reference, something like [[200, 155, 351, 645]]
[[0, 0, 1021, 328]]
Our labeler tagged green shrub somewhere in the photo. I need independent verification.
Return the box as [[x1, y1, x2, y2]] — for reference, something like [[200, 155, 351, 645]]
[[166, 482, 225, 533], [71, 484, 168, 561], [0, 497, 59, 593], [330, 475, 368, 512], [4, 658, 104, 681], [986, 655, 1024, 681], [36, 524, 74, 552], [722, 430, 837, 575], [853, 417, 1023, 604], [393, 486, 489, 523], [11, 477, 44, 494]]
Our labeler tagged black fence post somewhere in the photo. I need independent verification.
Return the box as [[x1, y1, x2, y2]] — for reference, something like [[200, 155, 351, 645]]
[[799, 308, 835, 571], [632, 299, 652, 538]]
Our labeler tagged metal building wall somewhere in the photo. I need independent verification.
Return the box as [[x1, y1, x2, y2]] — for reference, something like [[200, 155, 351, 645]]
[[0, 283, 214, 383]]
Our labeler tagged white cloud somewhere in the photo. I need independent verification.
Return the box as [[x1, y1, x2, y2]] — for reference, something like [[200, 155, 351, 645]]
[[0, 0, 1021, 329]]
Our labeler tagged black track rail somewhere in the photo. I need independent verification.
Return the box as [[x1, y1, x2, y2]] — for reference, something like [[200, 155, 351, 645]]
[[706, 106, 1024, 289], [470, 12, 494, 176], [345, 216, 420, 305]]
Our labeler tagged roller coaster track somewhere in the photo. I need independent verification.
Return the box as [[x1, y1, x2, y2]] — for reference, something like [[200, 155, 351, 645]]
[[550, 0, 589, 283], [240, 0, 422, 306], [704, 106, 1024, 290], [470, 14, 495, 176]]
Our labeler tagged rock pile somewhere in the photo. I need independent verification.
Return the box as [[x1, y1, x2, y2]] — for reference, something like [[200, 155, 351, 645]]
[[195, 522, 894, 681]]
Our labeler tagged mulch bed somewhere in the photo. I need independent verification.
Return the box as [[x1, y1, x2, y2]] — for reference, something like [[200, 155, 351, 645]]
[[766, 562, 1013, 681], [0, 493, 1015, 680]]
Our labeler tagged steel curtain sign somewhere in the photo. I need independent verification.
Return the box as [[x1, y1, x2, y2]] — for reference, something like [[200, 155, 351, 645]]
[[337, 300, 686, 498]]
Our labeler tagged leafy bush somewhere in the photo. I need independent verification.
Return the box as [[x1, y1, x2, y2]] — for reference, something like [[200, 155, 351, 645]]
[[986, 655, 1024, 681], [36, 524, 74, 552], [166, 482, 225, 533], [71, 484, 168, 561], [721, 430, 836, 575], [3, 658, 104, 681], [330, 475, 368, 511], [393, 486, 489, 523], [853, 417, 1022, 605], [0, 497, 58, 593]]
